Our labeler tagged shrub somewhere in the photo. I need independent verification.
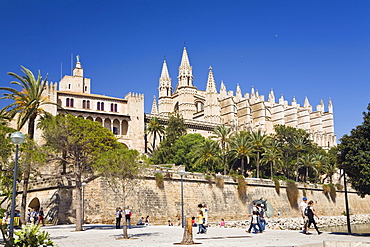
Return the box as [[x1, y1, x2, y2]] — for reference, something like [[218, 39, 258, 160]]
[[237, 176, 247, 202], [165, 172, 173, 179], [273, 179, 280, 195], [154, 173, 164, 189], [329, 183, 337, 202], [286, 180, 299, 209], [215, 176, 224, 189], [322, 184, 330, 194], [335, 183, 343, 191], [205, 174, 213, 186]]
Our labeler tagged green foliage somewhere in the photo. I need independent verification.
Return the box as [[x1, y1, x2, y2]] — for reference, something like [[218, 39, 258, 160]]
[[211, 125, 232, 175], [322, 184, 330, 194], [273, 179, 280, 195], [204, 174, 213, 186], [192, 138, 222, 173], [154, 173, 164, 189], [151, 112, 187, 164], [145, 117, 165, 153], [228, 131, 253, 177], [236, 176, 247, 202], [335, 183, 343, 191], [329, 183, 337, 202], [302, 189, 307, 197], [14, 224, 56, 247], [215, 176, 224, 189], [286, 180, 298, 209], [339, 103, 370, 197]]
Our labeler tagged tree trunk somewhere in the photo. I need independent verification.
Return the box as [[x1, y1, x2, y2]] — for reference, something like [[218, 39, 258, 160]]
[[241, 156, 245, 177], [122, 185, 128, 239], [20, 116, 37, 224], [270, 161, 273, 180], [180, 217, 194, 245], [75, 163, 83, 231], [295, 153, 299, 182], [20, 165, 30, 224], [256, 152, 260, 178]]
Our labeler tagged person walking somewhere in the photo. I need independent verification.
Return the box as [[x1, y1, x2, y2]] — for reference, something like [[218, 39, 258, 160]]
[[246, 211, 260, 234], [37, 207, 45, 226], [125, 206, 132, 229], [300, 197, 308, 233], [305, 200, 322, 235], [115, 207, 122, 229], [197, 210, 207, 234]]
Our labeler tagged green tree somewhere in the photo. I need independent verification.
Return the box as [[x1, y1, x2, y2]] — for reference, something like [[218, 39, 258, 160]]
[[211, 125, 232, 175], [145, 117, 165, 153], [0, 124, 16, 200], [0, 66, 59, 224], [249, 130, 271, 178], [95, 146, 147, 238], [169, 133, 205, 172], [229, 131, 253, 177], [151, 112, 187, 164], [192, 138, 221, 173], [339, 104, 370, 197], [261, 139, 282, 180], [39, 114, 118, 230], [299, 153, 317, 182], [292, 136, 307, 182], [273, 125, 310, 179]]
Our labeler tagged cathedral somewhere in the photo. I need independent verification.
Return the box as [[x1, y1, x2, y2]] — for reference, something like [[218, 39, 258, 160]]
[[14, 47, 335, 153], [151, 47, 336, 149]]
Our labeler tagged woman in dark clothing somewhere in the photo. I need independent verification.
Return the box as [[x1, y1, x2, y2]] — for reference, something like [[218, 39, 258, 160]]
[[305, 201, 322, 235]]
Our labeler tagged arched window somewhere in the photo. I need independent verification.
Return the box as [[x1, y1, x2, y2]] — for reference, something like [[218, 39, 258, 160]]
[[68, 84, 71, 89], [82, 100, 86, 109], [97, 102, 101, 110], [87, 100, 90, 109], [114, 104, 117, 112], [101, 102, 104, 111], [70, 98, 74, 107], [66, 98, 70, 107], [110, 103, 114, 112]]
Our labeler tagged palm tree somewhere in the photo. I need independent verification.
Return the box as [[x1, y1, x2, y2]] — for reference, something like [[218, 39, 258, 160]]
[[145, 117, 165, 152], [292, 137, 306, 182], [299, 153, 317, 182], [229, 131, 253, 177], [211, 125, 232, 175], [313, 153, 329, 183], [0, 66, 58, 224], [249, 130, 271, 178], [261, 139, 282, 180], [192, 138, 221, 173]]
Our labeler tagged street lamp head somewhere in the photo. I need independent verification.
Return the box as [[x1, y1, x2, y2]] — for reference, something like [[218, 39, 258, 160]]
[[82, 182, 87, 187], [10, 132, 25, 145], [178, 169, 185, 176]]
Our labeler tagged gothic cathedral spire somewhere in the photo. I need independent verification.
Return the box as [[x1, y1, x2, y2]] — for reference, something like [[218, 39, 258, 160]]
[[159, 60, 172, 97], [177, 47, 194, 88]]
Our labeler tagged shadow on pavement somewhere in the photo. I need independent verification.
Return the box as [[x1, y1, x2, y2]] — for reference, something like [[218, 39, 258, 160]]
[[328, 232, 370, 237]]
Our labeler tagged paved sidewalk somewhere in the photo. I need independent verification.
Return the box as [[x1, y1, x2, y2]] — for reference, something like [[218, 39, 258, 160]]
[[42, 224, 370, 247]]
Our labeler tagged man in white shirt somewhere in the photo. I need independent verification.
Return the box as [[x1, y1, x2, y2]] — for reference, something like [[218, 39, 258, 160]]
[[299, 197, 308, 233]]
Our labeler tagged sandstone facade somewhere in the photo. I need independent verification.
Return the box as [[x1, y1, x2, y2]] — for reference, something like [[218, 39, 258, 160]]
[[20, 168, 370, 226]]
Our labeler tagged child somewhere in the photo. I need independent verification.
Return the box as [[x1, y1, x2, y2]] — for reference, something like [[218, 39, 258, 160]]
[[246, 211, 261, 234], [168, 220, 173, 226], [197, 210, 207, 234], [220, 218, 226, 228], [305, 200, 322, 235]]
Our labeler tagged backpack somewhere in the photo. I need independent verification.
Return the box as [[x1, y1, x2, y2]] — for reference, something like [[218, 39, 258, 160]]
[[304, 206, 309, 216]]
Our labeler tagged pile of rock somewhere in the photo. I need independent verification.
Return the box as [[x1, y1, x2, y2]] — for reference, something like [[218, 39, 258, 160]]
[[207, 214, 370, 230]]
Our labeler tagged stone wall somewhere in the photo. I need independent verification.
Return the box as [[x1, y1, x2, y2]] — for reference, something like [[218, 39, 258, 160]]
[[18, 170, 370, 226]]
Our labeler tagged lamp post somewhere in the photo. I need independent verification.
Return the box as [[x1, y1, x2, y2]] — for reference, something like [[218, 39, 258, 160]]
[[343, 170, 352, 234], [9, 132, 25, 238], [178, 169, 185, 228], [338, 151, 351, 234], [81, 182, 87, 226]]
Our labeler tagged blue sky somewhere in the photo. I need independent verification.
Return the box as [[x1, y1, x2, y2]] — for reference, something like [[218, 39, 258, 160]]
[[1, 0, 370, 142]]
